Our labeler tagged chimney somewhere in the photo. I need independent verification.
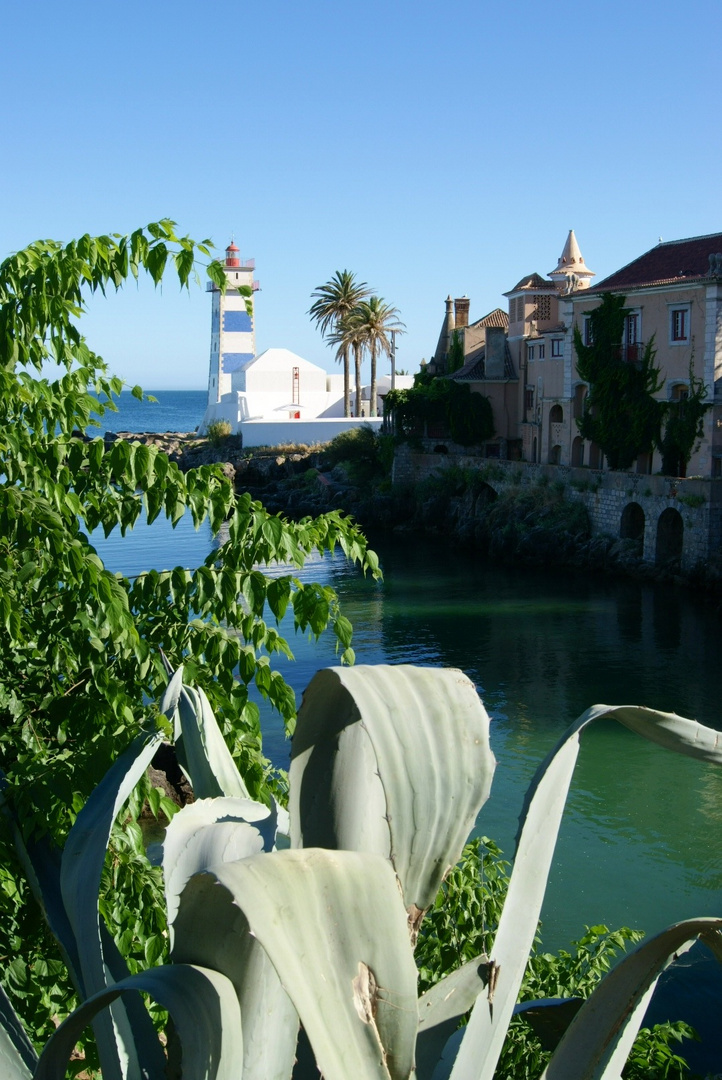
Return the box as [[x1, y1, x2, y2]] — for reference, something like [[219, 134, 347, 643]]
[[454, 296, 470, 329], [485, 326, 506, 379]]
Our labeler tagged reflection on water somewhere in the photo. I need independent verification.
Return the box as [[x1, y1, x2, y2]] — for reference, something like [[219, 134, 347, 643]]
[[265, 530, 722, 950], [93, 516, 722, 951]]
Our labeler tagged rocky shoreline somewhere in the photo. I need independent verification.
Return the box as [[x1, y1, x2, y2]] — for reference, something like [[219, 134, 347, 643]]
[[105, 431, 722, 597]]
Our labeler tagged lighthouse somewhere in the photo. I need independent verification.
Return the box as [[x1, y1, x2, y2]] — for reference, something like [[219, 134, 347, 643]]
[[202, 240, 259, 422]]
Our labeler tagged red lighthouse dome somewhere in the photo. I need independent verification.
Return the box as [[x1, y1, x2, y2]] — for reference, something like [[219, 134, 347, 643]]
[[225, 240, 240, 267]]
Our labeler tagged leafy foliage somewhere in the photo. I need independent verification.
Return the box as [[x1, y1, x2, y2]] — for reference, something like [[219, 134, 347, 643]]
[[415, 838, 509, 994], [205, 418, 232, 446], [2, 666, 720, 1079], [321, 424, 390, 485], [0, 222, 379, 1056], [447, 330, 465, 375], [658, 362, 712, 477], [417, 839, 695, 1080], [574, 293, 664, 471], [385, 372, 495, 447]]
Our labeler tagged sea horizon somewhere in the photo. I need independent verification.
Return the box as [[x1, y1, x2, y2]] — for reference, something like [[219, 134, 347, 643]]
[[91, 388, 208, 435]]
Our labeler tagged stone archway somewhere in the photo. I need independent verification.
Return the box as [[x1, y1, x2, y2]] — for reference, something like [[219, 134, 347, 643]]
[[655, 507, 683, 566], [571, 436, 584, 467], [589, 442, 603, 469], [620, 502, 645, 541]]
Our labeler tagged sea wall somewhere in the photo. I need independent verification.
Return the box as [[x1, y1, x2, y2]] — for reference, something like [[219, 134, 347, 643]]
[[392, 446, 722, 573]]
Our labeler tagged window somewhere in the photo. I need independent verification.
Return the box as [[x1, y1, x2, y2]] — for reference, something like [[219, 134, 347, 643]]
[[583, 316, 593, 346], [625, 313, 639, 345], [538, 344, 545, 359], [517, 297, 525, 323], [525, 388, 534, 411], [528, 345, 535, 360], [670, 306, 690, 343], [551, 339, 563, 357]]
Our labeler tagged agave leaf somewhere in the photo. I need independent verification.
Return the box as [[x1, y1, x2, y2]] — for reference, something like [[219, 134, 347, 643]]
[[289, 665, 495, 919], [1, 771, 164, 1078], [173, 848, 419, 1080], [33, 964, 242, 1080], [169, 809, 298, 1080], [448, 704, 722, 1080], [416, 957, 489, 1080], [0, 981, 36, 1079], [162, 795, 279, 942], [543, 918, 722, 1079], [59, 730, 164, 1080], [161, 666, 250, 800]]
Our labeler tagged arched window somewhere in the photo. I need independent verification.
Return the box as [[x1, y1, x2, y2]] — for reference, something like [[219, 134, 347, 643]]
[[571, 436, 584, 467]]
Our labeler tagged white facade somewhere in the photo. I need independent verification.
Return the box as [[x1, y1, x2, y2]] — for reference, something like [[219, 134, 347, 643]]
[[199, 243, 415, 444]]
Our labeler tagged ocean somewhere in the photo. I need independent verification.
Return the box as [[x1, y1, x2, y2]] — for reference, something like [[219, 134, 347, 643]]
[[92, 389, 207, 435]]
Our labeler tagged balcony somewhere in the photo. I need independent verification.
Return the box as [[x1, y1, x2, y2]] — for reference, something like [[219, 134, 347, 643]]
[[612, 342, 645, 363]]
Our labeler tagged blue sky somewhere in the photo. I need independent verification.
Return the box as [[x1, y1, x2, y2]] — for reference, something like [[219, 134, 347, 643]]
[[2, 0, 720, 389]]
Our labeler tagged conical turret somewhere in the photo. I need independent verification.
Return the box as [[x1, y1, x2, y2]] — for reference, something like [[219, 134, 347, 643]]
[[548, 230, 594, 291]]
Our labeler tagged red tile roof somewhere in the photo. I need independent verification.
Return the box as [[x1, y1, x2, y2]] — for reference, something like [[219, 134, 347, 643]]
[[507, 272, 556, 293], [590, 232, 722, 292], [468, 307, 509, 329]]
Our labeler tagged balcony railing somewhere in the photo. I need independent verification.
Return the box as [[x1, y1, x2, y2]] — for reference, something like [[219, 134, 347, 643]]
[[612, 342, 645, 363]]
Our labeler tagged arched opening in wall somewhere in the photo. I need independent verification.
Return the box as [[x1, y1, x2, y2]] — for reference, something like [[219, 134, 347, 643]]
[[573, 384, 587, 421], [433, 444, 449, 454], [620, 502, 645, 542], [655, 508, 684, 567], [589, 442, 603, 469], [548, 404, 563, 464], [571, 436, 584, 467]]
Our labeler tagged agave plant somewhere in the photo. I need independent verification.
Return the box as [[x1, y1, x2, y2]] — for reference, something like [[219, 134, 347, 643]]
[[1, 664, 721, 1079]]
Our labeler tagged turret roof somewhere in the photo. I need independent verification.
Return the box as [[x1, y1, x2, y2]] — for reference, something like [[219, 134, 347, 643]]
[[548, 229, 594, 279]]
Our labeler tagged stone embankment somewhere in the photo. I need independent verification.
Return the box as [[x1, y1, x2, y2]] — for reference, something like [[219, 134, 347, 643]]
[[106, 431, 722, 593]]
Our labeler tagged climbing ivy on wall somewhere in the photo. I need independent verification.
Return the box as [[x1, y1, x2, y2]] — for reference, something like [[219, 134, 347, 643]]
[[385, 371, 495, 447], [446, 330, 465, 375], [574, 293, 663, 471], [658, 361, 712, 477]]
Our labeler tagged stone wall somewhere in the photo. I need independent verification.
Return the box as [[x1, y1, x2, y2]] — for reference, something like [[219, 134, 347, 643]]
[[393, 446, 722, 571]]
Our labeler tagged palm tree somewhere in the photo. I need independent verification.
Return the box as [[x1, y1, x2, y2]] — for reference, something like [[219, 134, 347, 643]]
[[330, 313, 366, 418], [308, 271, 371, 418], [350, 297, 405, 417]]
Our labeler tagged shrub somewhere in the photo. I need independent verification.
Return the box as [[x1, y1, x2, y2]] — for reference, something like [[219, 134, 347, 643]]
[[206, 418, 232, 446], [322, 425, 387, 484]]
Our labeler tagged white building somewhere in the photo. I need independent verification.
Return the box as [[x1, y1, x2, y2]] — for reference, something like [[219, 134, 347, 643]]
[[199, 241, 414, 444]]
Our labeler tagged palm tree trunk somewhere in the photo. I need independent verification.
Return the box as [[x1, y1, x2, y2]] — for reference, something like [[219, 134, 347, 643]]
[[370, 343, 377, 418], [354, 343, 363, 417], [342, 345, 350, 418]]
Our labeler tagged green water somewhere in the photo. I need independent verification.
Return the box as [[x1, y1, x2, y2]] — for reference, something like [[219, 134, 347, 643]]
[[257, 531, 722, 953], [93, 515, 722, 951]]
